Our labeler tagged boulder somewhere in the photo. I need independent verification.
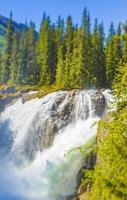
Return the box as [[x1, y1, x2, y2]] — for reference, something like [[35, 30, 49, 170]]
[[21, 92, 38, 103], [0, 89, 5, 94], [0, 86, 16, 94], [91, 91, 106, 116], [5, 86, 16, 94]]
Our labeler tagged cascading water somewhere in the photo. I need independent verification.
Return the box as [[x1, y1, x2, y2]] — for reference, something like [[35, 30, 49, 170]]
[[0, 89, 112, 200]]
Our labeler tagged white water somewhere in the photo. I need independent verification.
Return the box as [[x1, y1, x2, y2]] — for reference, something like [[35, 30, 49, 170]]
[[0, 90, 112, 200]]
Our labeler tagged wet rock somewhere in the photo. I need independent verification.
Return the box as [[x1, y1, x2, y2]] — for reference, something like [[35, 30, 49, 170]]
[[91, 90, 106, 116], [11, 89, 107, 162], [73, 154, 96, 200], [76, 153, 96, 186], [0, 86, 16, 94], [0, 95, 19, 112], [21, 92, 39, 103], [0, 89, 5, 94], [5, 86, 16, 94], [19, 88, 31, 95]]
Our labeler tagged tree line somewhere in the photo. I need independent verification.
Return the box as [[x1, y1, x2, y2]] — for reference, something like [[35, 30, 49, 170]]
[[0, 8, 127, 89]]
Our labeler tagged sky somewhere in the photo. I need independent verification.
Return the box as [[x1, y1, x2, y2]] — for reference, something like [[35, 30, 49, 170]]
[[0, 0, 127, 33]]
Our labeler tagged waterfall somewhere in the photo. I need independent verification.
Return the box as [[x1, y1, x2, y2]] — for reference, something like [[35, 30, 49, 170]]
[[0, 89, 112, 200]]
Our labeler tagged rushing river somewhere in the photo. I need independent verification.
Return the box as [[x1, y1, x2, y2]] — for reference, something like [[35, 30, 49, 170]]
[[0, 90, 112, 200]]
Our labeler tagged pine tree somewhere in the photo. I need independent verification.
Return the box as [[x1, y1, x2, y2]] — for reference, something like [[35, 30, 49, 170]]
[[9, 32, 20, 84], [92, 20, 106, 87], [117, 22, 122, 36], [1, 12, 14, 83], [63, 15, 73, 88], [91, 18, 99, 86], [55, 16, 64, 50], [70, 27, 85, 88], [55, 44, 65, 87], [105, 22, 116, 87], [17, 30, 28, 84], [113, 60, 127, 110], [26, 22, 36, 84], [81, 8, 92, 87], [122, 21, 127, 63], [36, 16, 55, 85], [49, 23, 57, 83]]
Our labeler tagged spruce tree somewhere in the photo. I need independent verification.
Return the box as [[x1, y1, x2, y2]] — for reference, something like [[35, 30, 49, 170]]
[[81, 8, 92, 87], [55, 17, 65, 87], [49, 23, 57, 83], [36, 16, 54, 85], [17, 30, 28, 84], [1, 12, 14, 83], [63, 15, 73, 88], [26, 22, 36, 84], [122, 22, 127, 63], [105, 22, 116, 87], [9, 32, 20, 84], [92, 20, 106, 87], [70, 27, 85, 88], [55, 44, 65, 87]]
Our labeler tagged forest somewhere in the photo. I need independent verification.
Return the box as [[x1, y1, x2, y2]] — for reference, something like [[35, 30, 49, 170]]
[[0, 8, 126, 89]]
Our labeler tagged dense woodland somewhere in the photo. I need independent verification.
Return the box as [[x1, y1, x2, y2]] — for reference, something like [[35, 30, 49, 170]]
[[0, 8, 127, 89]]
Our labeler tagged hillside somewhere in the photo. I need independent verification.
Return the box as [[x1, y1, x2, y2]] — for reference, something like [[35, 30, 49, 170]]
[[0, 15, 26, 50]]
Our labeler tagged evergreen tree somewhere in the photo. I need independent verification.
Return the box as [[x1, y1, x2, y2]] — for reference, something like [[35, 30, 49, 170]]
[[17, 30, 28, 84], [36, 16, 55, 85], [55, 16, 64, 50], [55, 17, 65, 87], [1, 12, 14, 83], [63, 15, 73, 88], [55, 44, 65, 87], [49, 23, 57, 83], [92, 20, 106, 87], [117, 22, 122, 36], [81, 8, 92, 87], [70, 27, 85, 88], [9, 32, 20, 84], [92, 18, 99, 86], [26, 22, 36, 84], [105, 22, 117, 87], [122, 22, 127, 63]]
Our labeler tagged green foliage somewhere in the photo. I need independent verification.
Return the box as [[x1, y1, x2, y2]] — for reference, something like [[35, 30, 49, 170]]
[[81, 57, 127, 199], [92, 20, 106, 87], [0, 8, 127, 91], [66, 136, 97, 157], [113, 62, 127, 110], [105, 22, 122, 87], [0, 15, 14, 83], [84, 110, 127, 200], [55, 44, 65, 87], [9, 32, 20, 84], [62, 15, 73, 88]]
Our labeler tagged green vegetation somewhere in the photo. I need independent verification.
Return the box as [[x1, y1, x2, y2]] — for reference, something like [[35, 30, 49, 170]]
[[82, 110, 127, 200], [0, 8, 126, 89], [80, 57, 127, 199]]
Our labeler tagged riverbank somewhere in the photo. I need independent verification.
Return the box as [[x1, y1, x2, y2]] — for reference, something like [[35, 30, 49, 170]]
[[75, 106, 127, 200]]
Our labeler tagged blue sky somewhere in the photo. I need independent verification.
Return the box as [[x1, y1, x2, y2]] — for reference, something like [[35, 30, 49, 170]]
[[0, 0, 127, 33]]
